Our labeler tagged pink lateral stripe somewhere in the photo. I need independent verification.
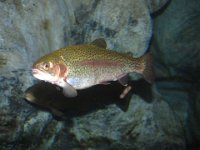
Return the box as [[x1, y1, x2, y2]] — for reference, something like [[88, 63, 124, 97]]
[[78, 60, 124, 67]]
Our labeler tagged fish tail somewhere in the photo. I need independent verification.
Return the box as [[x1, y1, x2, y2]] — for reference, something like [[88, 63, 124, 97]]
[[140, 52, 154, 83], [0, 54, 7, 68]]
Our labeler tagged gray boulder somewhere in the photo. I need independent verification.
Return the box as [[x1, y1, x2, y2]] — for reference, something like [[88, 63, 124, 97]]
[[0, 0, 188, 150]]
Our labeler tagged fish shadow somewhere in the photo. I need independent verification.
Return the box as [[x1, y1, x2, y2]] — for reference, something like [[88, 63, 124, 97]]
[[24, 79, 153, 120]]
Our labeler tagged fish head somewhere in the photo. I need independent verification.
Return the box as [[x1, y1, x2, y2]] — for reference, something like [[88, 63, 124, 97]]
[[32, 55, 68, 84]]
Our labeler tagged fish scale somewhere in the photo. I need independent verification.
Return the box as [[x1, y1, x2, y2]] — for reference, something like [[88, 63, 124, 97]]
[[66, 46, 133, 81], [32, 39, 154, 98]]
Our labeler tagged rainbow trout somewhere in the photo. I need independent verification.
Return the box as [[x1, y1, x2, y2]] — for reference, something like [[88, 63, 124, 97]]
[[32, 39, 154, 98]]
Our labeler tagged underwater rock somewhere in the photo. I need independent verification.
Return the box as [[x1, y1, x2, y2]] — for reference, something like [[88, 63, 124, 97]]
[[0, 54, 6, 68], [151, 0, 200, 149], [70, 95, 185, 150], [187, 84, 200, 149], [73, 0, 153, 57], [146, 0, 169, 13], [23, 81, 184, 150], [0, 0, 190, 150], [152, 0, 200, 79]]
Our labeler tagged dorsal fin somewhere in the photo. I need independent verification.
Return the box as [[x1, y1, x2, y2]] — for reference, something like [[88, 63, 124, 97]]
[[91, 38, 107, 48], [126, 52, 133, 56]]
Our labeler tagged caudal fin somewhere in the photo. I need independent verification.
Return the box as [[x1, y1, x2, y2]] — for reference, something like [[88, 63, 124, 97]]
[[141, 53, 154, 83]]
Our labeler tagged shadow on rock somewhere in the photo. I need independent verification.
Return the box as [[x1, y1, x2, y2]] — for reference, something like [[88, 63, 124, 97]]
[[24, 79, 153, 120]]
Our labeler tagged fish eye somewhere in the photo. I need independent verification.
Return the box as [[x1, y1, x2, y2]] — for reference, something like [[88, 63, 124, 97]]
[[43, 62, 51, 70], [43, 63, 49, 70]]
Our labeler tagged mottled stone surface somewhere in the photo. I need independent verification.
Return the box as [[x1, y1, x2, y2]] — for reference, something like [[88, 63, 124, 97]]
[[70, 95, 184, 150], [146, 0, 169, 13], [1, 0, 193, 150], [151, 0, 200, 149], [152, 0, 200, 79]]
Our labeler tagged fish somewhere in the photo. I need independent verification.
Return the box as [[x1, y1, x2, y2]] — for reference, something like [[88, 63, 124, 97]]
[[32, 38, 154, 98]]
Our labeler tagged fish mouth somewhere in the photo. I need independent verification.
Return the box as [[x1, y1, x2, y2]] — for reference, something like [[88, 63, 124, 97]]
[[32, 69, 38, 75], [32, 68, 58, 83], [32, 69, 46, 80]]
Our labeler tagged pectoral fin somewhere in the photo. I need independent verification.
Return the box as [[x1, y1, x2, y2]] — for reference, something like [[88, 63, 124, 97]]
[[62, 82, 78, 97]]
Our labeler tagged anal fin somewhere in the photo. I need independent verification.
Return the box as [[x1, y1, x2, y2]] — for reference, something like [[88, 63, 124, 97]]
[[118, 74, 129, 86], [120, 86, 132, 99], [116, 85, 132, 111]]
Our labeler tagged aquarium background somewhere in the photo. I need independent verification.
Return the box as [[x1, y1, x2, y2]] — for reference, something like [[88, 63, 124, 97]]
[[0, 0, 200, 150]]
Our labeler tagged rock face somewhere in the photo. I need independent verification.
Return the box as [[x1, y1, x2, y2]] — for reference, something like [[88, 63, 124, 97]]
[[1, 0, 196, 149], [69, 95, 184, 150], [152, 0, 200, 149]]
